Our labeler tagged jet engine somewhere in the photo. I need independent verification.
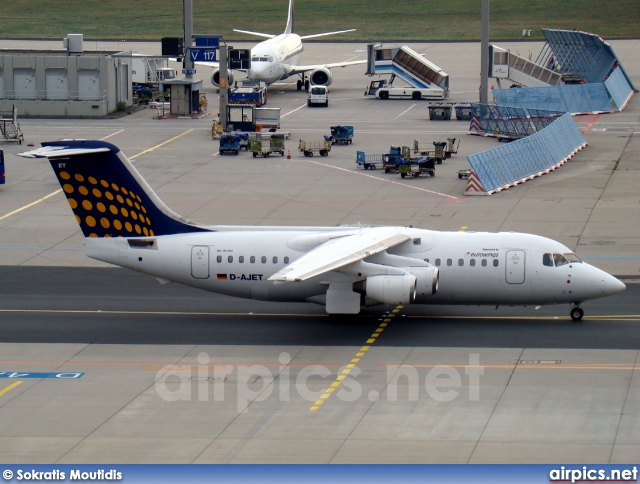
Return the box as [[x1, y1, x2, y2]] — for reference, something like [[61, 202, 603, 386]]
[[309, 67, 333, 87], [409, 266, 439, 297], [365, 274, 416, 305], [210, 69, 234, 88], [362, 267, 438, 305]]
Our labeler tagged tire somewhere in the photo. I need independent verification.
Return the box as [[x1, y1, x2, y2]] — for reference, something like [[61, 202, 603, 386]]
[[412, 91, 422, 100], [297, 80, 302, 91], [570, 307, 584, 321], [437, 159, 442, 164], [401, 173, 406, 178], [458, 173, 463, 179], [304, 80, 310, 91], [379, 91, 389, 100], [307, 101, 311, 107], [325, 101, 328, 107], [253, 153, 257, 158], [430, 171, 435, 176], [281, 151, 285, 156], [370, 165, 376, 170], [412, 172, 419, 178]]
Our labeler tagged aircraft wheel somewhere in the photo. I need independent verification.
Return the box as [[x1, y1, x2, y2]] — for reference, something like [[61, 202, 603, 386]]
[[304, 80, 310, 91], [570, 306, 584, 321], [297, 80, 302, 91]]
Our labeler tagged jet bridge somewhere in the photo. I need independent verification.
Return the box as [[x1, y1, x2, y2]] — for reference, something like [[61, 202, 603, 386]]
[[366, 44, 449, 94]]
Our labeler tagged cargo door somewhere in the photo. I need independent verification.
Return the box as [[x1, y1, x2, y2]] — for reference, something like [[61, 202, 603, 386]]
[[14, 69, 36, 100], [505, 250, 525, 284], [191, 246, 210, 279]]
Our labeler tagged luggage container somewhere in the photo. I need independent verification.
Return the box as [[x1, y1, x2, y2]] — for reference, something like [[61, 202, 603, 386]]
[[325, 125, 354, 145]]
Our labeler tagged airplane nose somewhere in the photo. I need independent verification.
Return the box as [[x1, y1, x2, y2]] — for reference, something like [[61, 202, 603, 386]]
[[605, 276, 626, 295]]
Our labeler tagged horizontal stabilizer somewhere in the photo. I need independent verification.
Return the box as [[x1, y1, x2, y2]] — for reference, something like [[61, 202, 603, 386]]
[[233, 29, 276, 39], [300, 29, 356, 40]]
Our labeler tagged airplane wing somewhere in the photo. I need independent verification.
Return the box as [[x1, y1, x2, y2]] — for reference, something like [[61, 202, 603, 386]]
[[289, 59, 367, 75], [269, 227, 411, 283]]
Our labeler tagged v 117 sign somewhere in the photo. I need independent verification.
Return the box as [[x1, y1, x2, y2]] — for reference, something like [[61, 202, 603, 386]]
[[189, 48, 217, 62]]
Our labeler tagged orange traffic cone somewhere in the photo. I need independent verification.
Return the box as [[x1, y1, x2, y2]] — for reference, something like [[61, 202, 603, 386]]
[[287, 150, 291, 159]]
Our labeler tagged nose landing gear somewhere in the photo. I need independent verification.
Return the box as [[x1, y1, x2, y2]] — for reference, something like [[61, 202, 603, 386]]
[[570, 305, 584, 321]]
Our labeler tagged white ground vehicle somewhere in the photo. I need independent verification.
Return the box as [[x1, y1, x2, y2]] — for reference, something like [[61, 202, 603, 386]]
[[307, 86, 329, 107]]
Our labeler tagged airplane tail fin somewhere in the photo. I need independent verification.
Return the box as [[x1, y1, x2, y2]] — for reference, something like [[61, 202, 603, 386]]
[[285, 0, 294, 34], [19, 140, 209, 238]]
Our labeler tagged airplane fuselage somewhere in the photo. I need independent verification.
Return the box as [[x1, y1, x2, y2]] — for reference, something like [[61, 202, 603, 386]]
[[248, 33, 304, 84], [86, 228, 623, 307]]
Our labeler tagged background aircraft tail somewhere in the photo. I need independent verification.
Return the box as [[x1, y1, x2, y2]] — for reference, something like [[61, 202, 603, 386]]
[[19, 140, 209, 238], [285, 0, 294, 34]]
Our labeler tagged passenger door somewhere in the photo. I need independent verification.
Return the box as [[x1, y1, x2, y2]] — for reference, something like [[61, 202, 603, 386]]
[[505, 250, 525, 284]]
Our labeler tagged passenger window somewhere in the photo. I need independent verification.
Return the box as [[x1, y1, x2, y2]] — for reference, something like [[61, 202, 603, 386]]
[[239, 256, 244, 263], [228, 256, 233, 263], [261, 256, 267, 263], [447, 259, 452, 266], [284, 256, 289, 264], [250, 256, 255, 263], [458, 259, 464, 266], [553, 253, 569, 267], [435, 258, 441, 266], [543, 253, 553, 267], [493, 259, 499, 267], [470, 259, 476, 267], [482, 259, 487, 267], [273, 256, 278, 264], [424, 258, 429, 264], [216, 255, 222, 263]]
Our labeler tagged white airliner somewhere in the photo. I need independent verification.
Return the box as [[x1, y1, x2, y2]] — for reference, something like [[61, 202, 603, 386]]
[[20, 141, 625, 320], [207, 0, 365, 91]]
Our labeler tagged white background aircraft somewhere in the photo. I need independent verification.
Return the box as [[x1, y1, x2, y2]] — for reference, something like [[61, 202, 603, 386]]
[[207, 0, 365, 91], [19, 140, 626, 321]]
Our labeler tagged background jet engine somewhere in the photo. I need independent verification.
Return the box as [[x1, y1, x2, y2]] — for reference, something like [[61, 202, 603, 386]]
[[210, 69, 234, 88], [309, 67, 333, 87]]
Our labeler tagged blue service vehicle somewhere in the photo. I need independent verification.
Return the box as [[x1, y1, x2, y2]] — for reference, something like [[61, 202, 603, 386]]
[[219, 134, 241, 155]]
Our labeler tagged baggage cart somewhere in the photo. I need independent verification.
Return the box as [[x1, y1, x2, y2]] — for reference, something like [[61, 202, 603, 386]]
[[325, 125, 354, 145], [397, 157, 436, 178], [249, 133, 285, 158], [299, 139, 331, 157]]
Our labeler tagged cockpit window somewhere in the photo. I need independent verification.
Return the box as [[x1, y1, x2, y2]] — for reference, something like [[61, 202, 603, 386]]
[[553, 253, 569, 267], [564, 253, 582, 263], [251, 56, 272, 63], [543, 253, 553, 267]]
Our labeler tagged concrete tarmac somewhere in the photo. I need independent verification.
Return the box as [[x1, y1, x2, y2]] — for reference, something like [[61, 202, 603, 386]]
[[0, 39, 638, 464]]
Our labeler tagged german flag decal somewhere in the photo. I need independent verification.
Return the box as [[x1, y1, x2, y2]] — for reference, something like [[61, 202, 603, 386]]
[[217, 274, 228, 280]]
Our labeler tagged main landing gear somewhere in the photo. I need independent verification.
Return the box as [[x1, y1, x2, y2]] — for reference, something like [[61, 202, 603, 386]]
[[296, 74, 310, 91], [570, 304, 584, 321]]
